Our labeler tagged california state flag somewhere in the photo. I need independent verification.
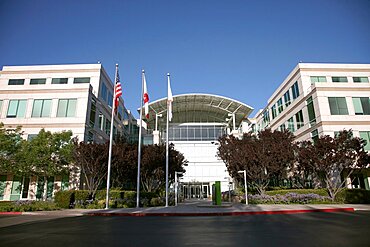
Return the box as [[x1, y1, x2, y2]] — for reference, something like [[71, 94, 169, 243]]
[[143, 72, 149, 118]]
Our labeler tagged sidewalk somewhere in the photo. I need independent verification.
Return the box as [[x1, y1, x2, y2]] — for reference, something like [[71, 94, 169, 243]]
[[85, 199, 370, 216]]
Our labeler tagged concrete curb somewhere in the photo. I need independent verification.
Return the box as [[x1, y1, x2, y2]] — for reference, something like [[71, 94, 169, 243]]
[[86, 207, 355, 217]]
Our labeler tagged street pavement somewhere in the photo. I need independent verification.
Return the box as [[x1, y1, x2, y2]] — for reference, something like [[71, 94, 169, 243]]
[[0, 207, 369, 246]]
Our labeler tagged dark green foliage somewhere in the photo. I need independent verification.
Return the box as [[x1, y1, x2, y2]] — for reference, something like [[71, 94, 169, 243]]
[[337, 189, 370, 204], [54, 190, 75, 208], [0, 200, 59, 212]]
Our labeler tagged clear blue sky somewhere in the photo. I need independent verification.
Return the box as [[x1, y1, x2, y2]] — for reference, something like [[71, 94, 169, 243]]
[[1, 0, 369, 117]]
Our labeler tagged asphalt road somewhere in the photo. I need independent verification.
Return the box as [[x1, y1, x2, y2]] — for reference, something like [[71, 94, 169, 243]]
[[0, 212, 369, 247]]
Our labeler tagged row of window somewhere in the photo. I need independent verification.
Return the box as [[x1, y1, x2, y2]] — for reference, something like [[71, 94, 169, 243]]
[[8, 77, 90, 85], [310, 76, 369, 84], [263, 81, 300, 127], [0, 99, 77, 118], [328, 97, 370, 115]]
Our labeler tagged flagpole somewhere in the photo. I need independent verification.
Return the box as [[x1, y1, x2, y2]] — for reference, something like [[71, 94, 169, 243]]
[[136, 70, 145, 208], [165, 73, 170, 207], [105, 63, 118, 209]]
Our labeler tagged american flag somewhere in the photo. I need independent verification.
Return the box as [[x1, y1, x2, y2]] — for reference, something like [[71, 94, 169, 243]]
[[114, 67, 122, 113]]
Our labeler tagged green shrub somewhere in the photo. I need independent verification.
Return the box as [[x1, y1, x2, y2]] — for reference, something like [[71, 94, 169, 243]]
[[123, 191, 136, 200], [0, 201, 59, 212], [266, 189, 328, 197], [336, 189, 370, 204], [150, 197, 165, 207], [54, 190, 75, 209]]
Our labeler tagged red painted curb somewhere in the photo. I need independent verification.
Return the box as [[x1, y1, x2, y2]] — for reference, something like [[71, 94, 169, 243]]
[[0, 212, 22, 215], [86, 208, 355, 217]]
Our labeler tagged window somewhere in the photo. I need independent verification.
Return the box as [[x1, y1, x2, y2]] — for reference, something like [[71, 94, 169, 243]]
[[73, 77, 90, 84], [263, 110, 270, 125], [57, 99, 77, 117], [8, 79, 25, 85], [61, 174, 69, 191], [328, 97, 348, 115], [295, 110, 304, 129], [306, 96, 316, 126], [310, 76, 327, 83], [311, 129, 319, 142], [32, 99, 52, 117], [105, 118, 111, 135], [332, 77, 348, 83], [353, 77, 369, 83], [30, 78, 46, 85], [7, 100, 27, 118], [271, 105, 277, 119], [0, 100, 3, 117], [352, 97, 370, 115], [277, 98, 283, 113], [89, 99, 96, 127], [287, 117, 295, 132], [108, 91, 113, 107], [52, 78, 68, 84], [279, 124, 286, 132], [359, 131, 370, 151], [291, 81, 300, 100], [284, 91, 291, 107], [101, 83, 108, 102], [27, 134, 38, 141]]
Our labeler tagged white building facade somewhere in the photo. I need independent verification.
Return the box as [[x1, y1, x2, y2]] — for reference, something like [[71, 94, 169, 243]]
[[0, 64, 137, 201], [250, 63, 370, 190], [144, 94, 253, 197]]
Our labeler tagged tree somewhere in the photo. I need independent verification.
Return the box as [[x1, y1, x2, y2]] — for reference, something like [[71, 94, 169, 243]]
[[0, 123, 24, 174], [297, 130, 370, 201], [72, 141, 109, 198], [218, 129, 296, 195], [140, 143, 187, 193]]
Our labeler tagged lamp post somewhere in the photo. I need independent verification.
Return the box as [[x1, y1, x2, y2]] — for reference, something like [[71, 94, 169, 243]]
[[238, 170, 248, 205], [175, 171, 183, 206]]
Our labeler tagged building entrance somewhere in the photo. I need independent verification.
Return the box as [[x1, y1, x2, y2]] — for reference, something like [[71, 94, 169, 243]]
[[182, 183, 209, 199]]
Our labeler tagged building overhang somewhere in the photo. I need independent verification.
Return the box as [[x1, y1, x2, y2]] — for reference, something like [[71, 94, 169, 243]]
[[138, 93, 254, 129]]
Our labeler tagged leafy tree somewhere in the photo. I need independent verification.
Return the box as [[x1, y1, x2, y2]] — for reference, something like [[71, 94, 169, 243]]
[[297, 130, 369, 201], [72, 141, 109, 198], [140, 143, 187, 193], [0, 123, 24, 174], [218, 129, 296, 195]]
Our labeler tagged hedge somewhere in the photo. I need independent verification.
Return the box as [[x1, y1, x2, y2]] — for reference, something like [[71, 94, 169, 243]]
[[266, 189, 329, 197], [337, 189, 370, 204], [0, 200, 59, 212]]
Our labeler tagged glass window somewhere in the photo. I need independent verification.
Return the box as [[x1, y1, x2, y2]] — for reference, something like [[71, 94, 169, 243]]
[[359, 131, 370, 151], [295, 110, 304, 129], [310, 76, 327, 83], [52, 78, 68, 84], [279, 124, 286, 132], [271, 105, 277, 119], [73, 77, 90, 83], [287, 117, 295, 132], [27, 134, 38, 141], [61, 174, 69, 191], [328, 97, 348, 115], [0, 100, 3, 116], [284, 90, 291, 107], [277, 98, 283, 113], [263, 110, 270, 124], [108, 91, 113, 107], [353, 77, 369, 83], [352, 97, 370, 115], [105, 119, 110, 135], [306, 96, 316, 126], [101, 83, 108, 102], [332, 76, 348, 83], [8, 79, 25, 85], [291, 81, 300, 100], [30, 78, 46, 85], [99, 113, 105, 130], [311, 129, 319, 142], [89, 99, 96, 127], [57, 99, 77, 117], [32, 99, 52, 117], [7, 100, 27, 118]]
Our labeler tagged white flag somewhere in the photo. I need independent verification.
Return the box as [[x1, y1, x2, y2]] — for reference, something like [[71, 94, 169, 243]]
[[143, 73, 149, 118], [167, 73, 173, 122]]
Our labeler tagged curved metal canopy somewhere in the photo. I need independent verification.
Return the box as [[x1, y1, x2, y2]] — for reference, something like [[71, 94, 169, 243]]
[[139, 93, 254, 129]]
